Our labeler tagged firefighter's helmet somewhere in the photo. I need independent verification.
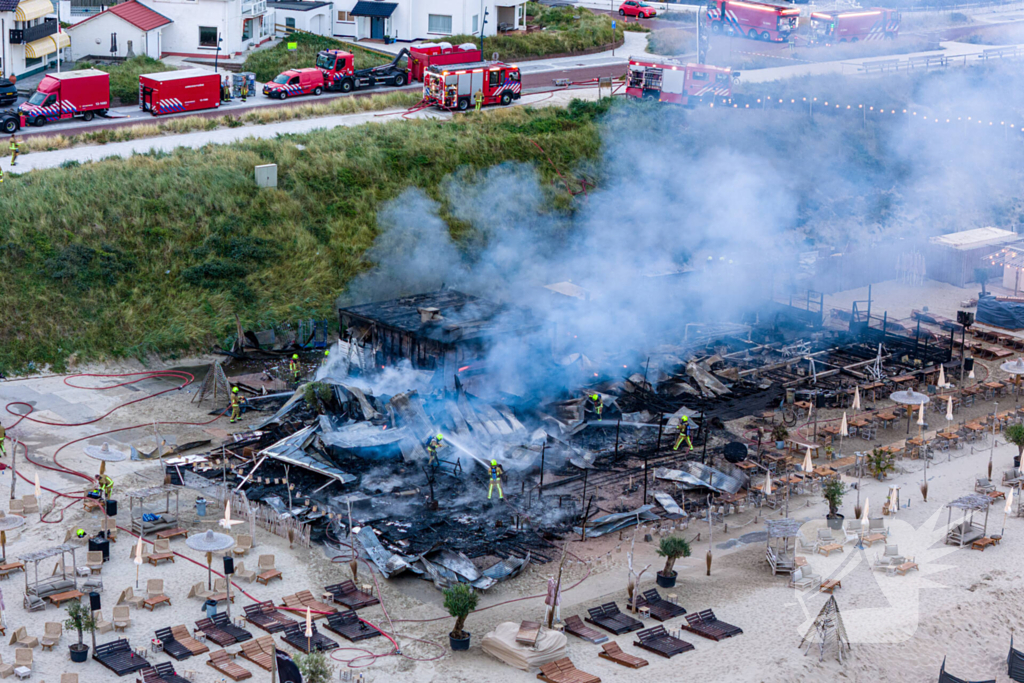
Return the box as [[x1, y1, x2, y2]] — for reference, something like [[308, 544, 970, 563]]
[[681, 415, 688, 422], [293, 354, 299, 360], [76, 528, 86, 538], [436, 434, 443, 441], [232, 387, 239, 393], [491, 459, 498, 466], [325, 349, 330, 357]]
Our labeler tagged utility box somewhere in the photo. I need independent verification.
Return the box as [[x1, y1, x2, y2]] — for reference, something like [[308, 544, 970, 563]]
[[255, 164, 277, 188]]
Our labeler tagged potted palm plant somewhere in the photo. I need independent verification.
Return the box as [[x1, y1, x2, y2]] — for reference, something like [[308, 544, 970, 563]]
[[771, 424, 788, 450], [867, 447, 895, 480], [64, 601, 96, 663], [823, 479, 846, 531], [656, 536, 691, 588], [443, 583, 479, 651]]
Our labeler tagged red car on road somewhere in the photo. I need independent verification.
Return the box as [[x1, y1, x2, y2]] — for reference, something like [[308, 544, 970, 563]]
[[619, 0, 657, 18]]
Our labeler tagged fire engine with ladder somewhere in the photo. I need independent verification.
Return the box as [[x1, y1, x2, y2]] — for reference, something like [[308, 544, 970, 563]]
[[422, 61, 522, 110], [707, 0, 800, 42], [626, 57, 735, 105], [810, 8, 900, 44]]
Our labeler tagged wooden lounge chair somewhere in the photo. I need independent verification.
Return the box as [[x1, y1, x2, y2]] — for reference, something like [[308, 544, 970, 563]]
[[13, 649, 31, 674], [196, 617, 236, 647], [208, 650, 253, 681], [232, 535, 253, 557], [113, 605, 131, 632], [633, 625, 695, 658], [682, 610, 743, 641], [635, 590, 686, 622], [938, 656, 995, 683], [563, 615, 608, 644], [171, 624, 210, 656], [93, 610, 113, 634], [153, 662, 192, 683], [325, 580, 379, 610], [295, 589, 336, 614], [86, 551, 104, 574], [536, 657, 601, 683], [239, 637, 275, 671], [155, 627, 193, 660], [324, 610, 382, 642], [9, 626, 38, 648], [244, 601, 296, 633], [282, 622, 339, 653], [599, 641, 648, 669], [118, 587, 146, 609], [212, 612, 253, 642], [586, 603, 643, 635], [94, 639, 150, 676], [1009, 636, 1024, 683], [256, 555, 282, 585], [39, 622, 61, 650], [516, 620, 541, 647], [235, 561, 256, 583]]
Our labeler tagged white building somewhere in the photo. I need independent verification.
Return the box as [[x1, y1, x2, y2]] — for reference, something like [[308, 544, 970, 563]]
[[0, 0, 69, 80], [334, 0, 524, 42], [145, 0, 273, 58], [268, 0, 331, 35], [65, 1, 171, 60]]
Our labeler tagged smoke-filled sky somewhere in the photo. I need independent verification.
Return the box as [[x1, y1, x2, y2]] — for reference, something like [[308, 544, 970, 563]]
[[343, 64, 1024, 393]]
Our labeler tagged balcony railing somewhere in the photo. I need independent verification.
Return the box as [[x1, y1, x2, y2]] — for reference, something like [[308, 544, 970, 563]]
[[242, 0, 267, 14], [10, 18, 58, 45]]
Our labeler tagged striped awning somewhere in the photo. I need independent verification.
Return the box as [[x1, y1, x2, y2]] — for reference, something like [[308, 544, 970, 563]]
[[15, 0, 53, 21], [25, 31, 69, 59]]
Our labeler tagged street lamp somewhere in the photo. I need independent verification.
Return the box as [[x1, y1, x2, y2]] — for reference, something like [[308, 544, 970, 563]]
[[214, 33, 223, 72]]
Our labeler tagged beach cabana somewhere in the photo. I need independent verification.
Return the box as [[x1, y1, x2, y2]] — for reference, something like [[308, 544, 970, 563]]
[[945, 494, 992, 547], [765, 518, 802, 575]]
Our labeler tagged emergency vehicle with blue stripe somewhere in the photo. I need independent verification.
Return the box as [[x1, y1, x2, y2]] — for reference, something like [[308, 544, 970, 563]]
[[626, 57, 736, 105], [422, 61, 521, 111], [810, 8, 900, 44], [140, 69, 221, 116], [706, 0, 801, 43], [19, 69, 110, 127], [263, 68, 326, 99]]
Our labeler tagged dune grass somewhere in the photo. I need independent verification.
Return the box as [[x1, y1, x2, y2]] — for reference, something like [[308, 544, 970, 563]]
[[20, 90, 423, 153], [0, 98, 612, 373], [77, 56, 174, 105], [242, 33, 392, 83]]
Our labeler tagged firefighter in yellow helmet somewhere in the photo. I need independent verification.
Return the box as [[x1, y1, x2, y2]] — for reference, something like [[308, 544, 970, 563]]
[[229, 387, 243, 424], [588, 393, 603, 418], [98, 472, 113, 499], [290, 354, 301, 383], [487, 459, 504, 500], [0, 421, 6, 457], [9, 134, 20, 167], [426, 433, 444, 467], [673, 415, 693, 452]]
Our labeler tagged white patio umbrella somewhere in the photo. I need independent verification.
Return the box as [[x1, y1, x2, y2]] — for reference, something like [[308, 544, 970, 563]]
[[219, 499, 244, 530], [946, 396, 954, 422], [917, 404, 926, 426], [969, 367, 976, 380], [838, 412, 849, 458], [134, 534, 144, 588], [763, 474, 773, 497], [1002, 487, 1015, 537], [938, 364, 947, 388], [861, 497, 869, 525], [305, 606, 313, 652], [34, 474, 40, 498], [852, 386, 861, 412], [803, 447, 814, 474]]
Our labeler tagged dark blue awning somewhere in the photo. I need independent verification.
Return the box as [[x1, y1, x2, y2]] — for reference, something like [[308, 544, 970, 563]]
[[350, 1, 396, 16]]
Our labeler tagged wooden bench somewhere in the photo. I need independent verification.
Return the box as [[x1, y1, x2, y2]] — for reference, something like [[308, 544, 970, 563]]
[[633, 625, 694, 659]]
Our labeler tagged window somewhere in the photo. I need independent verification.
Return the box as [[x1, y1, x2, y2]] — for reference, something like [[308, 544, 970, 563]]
[[337, 10, 351, 21], [691, 71, 707, 80], [472, 14, 478, 32], [428, 14, 452, 34], [289, 76, 299, 85], [716, 72, 729, 83], [199, 26, 218, 47], [25, 56, 42, 67], [285, 17, 295, 28], [242, 19, 252, 40], [489, 70, 499, 87]]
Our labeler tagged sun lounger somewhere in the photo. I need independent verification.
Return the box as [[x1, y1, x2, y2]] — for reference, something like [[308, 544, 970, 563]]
[[1008, 636, 1024, 683], [153, 662, 192, 683], [635, 590, 686, 622], [633, 625, 695, 658], [282, 623, 339, 653], [938, 656, 995, 683], [516, 620, 541, 647], [171, 625, 209, 657], [239, 638, 274, 671], [212, 612, 253, 643], [537, 657, 601, 683], [598, 641, 648, 668], [94, 639, 150, 676], [323, 610, 382, 642], [586, 603, 643, 635], [155, 627, 193, 660], [244, 601, 296, 633], [563, 615, 608, 644], [682, 610, 743, 641], [196, 618, 236, 647], [325, 580, 379, 610], [295, 589, 336, 614], [208, 650, 253, 681]]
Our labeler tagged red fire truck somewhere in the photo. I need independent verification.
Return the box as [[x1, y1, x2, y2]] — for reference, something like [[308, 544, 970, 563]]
[[140, 69, 221, 116], [707, 0, 801, 42], [19, 69, 110, 126], [810, 8, 900, 43], [314, 49, 409, 92], [409, 43, 481, 82], [626, 57, 735, 104], [422, 61, 522, 111]]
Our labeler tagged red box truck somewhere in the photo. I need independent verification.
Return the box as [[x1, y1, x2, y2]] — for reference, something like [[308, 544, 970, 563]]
[[409, 43, 482, 82], [140, 69, 222, 116], [810, 8, 900, 44], [19, 69, 110, 126]]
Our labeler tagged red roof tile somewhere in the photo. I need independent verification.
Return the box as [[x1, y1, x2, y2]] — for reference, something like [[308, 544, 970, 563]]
[[76, 0, 173, 32]]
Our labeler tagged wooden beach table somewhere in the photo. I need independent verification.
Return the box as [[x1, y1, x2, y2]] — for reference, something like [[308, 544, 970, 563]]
[[819, 579, 841, 594], [971, 538, 997, 551], [144, 595, 172, 611], [817, 543, 843, 557], [895, 562, 918, 575], [257, 569, 282, 586], [48, 589, 83, 607], [156, 528, 189, 541], [146, 552, 175, 566], [861, 533, 886, 547]]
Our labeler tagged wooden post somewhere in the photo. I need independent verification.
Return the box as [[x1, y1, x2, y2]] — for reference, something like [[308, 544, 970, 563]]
[[539, 444, 546, 496], [615, 418, 621, 456]]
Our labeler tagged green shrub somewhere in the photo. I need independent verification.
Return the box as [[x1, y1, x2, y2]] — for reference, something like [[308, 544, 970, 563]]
[[450, 7, 624, 60], [78, 56, 172, 105], [242, 33, 389, 82], [443, 583, 479, 639]]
